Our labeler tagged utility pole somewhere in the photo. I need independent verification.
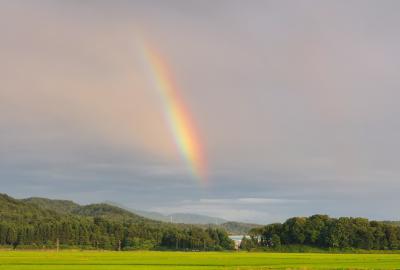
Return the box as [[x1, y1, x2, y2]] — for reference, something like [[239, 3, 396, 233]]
[[56, 238, 59, 252], [118, 240, 121, 251]]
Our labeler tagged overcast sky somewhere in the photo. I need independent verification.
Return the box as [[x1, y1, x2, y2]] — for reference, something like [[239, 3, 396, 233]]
[[1, 0, 400, 223]]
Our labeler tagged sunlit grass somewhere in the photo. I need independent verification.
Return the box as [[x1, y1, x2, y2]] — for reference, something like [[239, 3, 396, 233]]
[[0, 251, 400, 269]]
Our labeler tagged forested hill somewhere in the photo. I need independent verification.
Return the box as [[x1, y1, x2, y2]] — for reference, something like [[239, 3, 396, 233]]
[[24, 197, 258, 234], [22, 197, 80, 214], [0, 194, 59, 221], [0, 194, 234, 250], [23, 197, 150, 223]]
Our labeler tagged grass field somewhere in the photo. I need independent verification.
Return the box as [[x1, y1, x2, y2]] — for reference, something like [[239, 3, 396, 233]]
[[1, 251, 400, 269]]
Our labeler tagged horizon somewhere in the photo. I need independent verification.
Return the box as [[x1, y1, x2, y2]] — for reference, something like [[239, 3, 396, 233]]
[[4, 192, 399, 225], [1, 0, 400, 224]]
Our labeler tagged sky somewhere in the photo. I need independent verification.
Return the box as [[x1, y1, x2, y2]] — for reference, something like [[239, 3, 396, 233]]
[[1, 0, 400, 224]]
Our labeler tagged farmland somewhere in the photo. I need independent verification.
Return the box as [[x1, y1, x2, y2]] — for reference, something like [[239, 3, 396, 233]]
[[1, 251, 400, 269]]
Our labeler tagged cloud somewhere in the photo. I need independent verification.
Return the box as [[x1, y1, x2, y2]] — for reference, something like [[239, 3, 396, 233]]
[[237, 198, 304, 204], [1, 1, 400, 223], [197, 198, 304, 205]]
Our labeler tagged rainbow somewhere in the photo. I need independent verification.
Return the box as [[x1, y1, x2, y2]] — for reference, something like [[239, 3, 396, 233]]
[[140, 42, 207, 186]]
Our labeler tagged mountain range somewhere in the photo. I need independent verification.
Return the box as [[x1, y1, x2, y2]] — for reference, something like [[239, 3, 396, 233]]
[[20, 196, 259, 234]]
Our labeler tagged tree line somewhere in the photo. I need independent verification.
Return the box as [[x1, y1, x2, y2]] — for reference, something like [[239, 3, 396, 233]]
[[0, 217, 233, 250], [242, 215, 400, 250]]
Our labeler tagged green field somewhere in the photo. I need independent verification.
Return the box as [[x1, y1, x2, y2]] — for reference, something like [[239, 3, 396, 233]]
[[1, 251, 400, 269]]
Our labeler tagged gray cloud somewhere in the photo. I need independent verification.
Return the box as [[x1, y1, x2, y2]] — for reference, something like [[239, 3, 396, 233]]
[[1, 0, 400, 223]]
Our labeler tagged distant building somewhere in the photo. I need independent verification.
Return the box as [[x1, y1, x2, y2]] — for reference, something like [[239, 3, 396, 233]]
[[229, 235, 248, 250]]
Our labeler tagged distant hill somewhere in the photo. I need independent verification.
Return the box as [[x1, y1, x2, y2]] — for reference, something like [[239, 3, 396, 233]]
[[23, 197, 153, 223], [168, 213, 226, 225], [104, 201, 227, 225], [130, 209, 170, 222]]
